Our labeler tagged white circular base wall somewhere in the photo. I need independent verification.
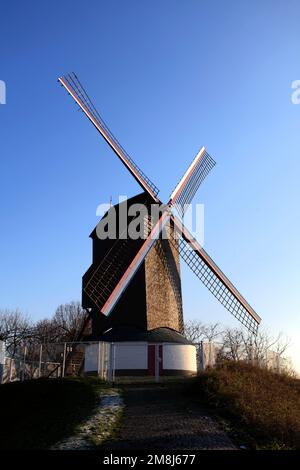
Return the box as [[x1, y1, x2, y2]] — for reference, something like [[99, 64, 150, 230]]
[[84, 341, 197, 376]]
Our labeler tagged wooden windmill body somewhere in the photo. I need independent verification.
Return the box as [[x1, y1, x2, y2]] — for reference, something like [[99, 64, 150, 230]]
[[82, 193, 184, 340]]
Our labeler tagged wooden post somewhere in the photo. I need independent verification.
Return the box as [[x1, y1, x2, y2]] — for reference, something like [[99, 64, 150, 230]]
[[9, 357, 13, 382], [101, 343, 105, 380], [62, 343, 67, 377], [22, 346, 27, 381], [38, 344, 43, 378], [112, 343, 116, 384], [97, 342, 101, 377], [155, 344, 159, 383], [108, 343, 113, 383]]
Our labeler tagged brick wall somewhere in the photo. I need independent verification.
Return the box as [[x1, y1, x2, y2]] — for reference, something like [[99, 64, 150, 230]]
[[145, 222, 184, 334]]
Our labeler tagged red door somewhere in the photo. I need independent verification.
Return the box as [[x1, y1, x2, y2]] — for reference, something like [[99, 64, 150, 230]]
[[147, 345, 163, 376]]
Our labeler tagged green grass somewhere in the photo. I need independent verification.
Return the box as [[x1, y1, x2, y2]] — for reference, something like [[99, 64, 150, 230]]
[[192, 361, 300, 449], [0, 376, 105, 449]]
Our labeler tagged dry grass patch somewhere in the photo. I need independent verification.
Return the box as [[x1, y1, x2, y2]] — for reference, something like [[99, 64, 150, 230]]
[[194, 361, 300, 449]]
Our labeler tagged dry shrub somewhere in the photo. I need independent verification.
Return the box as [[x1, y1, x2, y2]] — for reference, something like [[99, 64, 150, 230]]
[[196, 361, 300, 449]]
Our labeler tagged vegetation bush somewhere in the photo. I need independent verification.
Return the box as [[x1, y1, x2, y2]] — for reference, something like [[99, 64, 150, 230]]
[[194, 361, 300, 449], [0, 376, 104, 449]]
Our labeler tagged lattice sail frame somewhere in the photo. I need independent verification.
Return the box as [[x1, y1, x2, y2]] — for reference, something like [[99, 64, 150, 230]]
[[59, 73, 159, 201], [84, 237, 137, 311], [169, 147, 216, 217], [100, 209, 170, 316], [171, 216, 261, 334], [182, 245, 258, 334], [84, 209, 157, 311]]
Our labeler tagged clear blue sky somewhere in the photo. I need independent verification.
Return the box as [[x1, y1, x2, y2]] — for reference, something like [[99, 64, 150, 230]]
[[1, 1, 300, 369]]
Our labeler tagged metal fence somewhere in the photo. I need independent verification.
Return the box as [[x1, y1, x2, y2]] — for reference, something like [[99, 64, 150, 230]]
[[0, 339, 292, 385], [196, 341, 292, 373], [0, 341, 113, 384]]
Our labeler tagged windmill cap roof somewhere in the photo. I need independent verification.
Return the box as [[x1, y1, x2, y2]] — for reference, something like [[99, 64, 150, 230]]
[[98, 326, 193, 344], [90, 192, 150, 238]]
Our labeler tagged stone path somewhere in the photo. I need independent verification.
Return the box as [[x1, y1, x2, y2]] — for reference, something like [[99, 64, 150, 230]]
[[103, 382, 237, 450]]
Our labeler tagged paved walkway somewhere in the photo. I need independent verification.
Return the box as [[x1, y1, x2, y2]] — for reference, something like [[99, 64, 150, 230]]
[[103, 382, 237, 450]]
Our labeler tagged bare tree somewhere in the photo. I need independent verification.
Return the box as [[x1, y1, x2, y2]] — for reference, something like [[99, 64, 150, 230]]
[[272, 332, 291, 357], [202, 323, 223, 342], [184, 320, 205, 343], [33, 318, 62, 344], [212, 325, 292, 373], [184, 320, 222, 343], [52, 301, 88, 342], [239, 329, 291, 365], [0, 309, 32, 357], [0, 302, 88, 351], [218, 328, 244, 361]]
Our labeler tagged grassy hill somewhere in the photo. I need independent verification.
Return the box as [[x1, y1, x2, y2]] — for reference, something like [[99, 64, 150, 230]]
[[0, 376, 104, 449], [192, 361, 300, 449]]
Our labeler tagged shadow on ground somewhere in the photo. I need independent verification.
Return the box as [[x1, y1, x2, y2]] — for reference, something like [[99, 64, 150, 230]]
[[102, 381, 236, 450]]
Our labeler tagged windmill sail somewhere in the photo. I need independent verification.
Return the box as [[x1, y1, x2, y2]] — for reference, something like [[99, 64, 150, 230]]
[[172, 216, 261, 334], [169, 147, 216, 216], [83, 198, 156, 313], [83, 236, 142, 312], [59, 72, 262, 335], [58, 73, 160, 202], [100, 209, 170, 316]]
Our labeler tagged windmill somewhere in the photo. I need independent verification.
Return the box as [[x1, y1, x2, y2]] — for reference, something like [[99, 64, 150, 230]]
[[58, 73, 261, 376]]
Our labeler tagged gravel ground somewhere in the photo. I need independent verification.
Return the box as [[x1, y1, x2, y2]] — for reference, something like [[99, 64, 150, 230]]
[[103, 382, 237, 450]]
